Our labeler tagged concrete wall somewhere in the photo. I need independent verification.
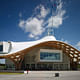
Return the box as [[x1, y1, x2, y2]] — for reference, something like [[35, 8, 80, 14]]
[[5, 59, 15, 70], [0, 42, 11, 54], [5, 46, 71, 70], [23, 46, 70, 70], [3, 42, 10, 53], [24, 46, 70, 64]]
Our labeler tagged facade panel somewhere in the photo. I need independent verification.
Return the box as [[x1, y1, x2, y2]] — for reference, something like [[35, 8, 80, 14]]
[[40, 49, 62, 62], [22, 47, 70, 70]]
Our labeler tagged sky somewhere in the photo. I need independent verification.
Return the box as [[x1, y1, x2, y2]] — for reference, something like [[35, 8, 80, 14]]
[[0, 0, 80, 51]]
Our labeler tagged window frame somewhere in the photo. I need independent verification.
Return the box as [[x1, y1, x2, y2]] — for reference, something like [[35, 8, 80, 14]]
[[40, 49, 63, 62]]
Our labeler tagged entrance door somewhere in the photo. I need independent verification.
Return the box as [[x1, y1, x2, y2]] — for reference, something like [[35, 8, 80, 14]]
[[31, 64, 35, 70], [48, 64, 53, 70], [70, 62, 77, 70], [26, 64, 30, 70]]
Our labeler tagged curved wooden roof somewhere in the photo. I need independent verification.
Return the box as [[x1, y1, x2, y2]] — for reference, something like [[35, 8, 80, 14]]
[[0, 41, 80, 65]]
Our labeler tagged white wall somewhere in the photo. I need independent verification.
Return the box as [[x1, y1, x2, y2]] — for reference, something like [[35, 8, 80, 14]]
[[0, 42, 11, 54], [3, 42, 10, 53]]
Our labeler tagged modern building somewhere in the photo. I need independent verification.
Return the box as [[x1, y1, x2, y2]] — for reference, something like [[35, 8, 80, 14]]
[[0, 35, 80, 70]]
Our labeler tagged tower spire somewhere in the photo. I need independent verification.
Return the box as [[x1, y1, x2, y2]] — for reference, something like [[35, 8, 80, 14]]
[[47, 0, 56, 36], [47, 27, 53, 36]]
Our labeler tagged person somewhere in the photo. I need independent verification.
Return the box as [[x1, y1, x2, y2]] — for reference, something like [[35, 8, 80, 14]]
[[27, 70, 29, 74]]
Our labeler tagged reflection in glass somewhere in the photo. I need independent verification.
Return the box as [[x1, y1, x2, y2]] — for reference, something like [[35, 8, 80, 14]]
[[40, 52, 61, 61]]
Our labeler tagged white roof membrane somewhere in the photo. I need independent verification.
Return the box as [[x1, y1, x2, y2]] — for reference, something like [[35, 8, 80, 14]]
[[5, 36, 56, 55]]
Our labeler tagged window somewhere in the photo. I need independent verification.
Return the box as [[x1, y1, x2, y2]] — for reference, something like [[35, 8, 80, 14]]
[[0, 59, 5, 64], [40, 51, 62, 62], [0, 45, 3, 51]]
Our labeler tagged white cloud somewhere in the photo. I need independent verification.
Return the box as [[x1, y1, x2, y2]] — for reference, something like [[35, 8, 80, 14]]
[[76, 41, 80, 50], [19, 20, 25, 28], [19, 17, 45, 38], [47, 16, 62, 28], [25, 18, 44, 36], [61, 38, 69, 44], [18, 0, 66, 39], [18, 4, 49, 39], [64, 40, 69, 44], [36, 5, 50, 18], [47, 0, 66, 28], [29, 34, 34, 38]]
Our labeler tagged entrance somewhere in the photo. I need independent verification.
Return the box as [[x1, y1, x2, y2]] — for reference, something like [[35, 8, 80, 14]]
[[21, 63, 70, 70]]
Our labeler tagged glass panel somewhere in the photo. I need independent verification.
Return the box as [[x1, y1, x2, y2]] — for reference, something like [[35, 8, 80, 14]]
[[0, 45, 3, 51], [0, 59, 5, 64], [40, 52, 61, 61]]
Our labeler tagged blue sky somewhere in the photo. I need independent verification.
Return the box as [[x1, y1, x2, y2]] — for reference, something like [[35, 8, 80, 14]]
[[0, 0, 80, 50]]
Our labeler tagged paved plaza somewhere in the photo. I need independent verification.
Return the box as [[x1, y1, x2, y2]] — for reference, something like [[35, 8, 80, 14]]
[[0, 71, 80, 80]]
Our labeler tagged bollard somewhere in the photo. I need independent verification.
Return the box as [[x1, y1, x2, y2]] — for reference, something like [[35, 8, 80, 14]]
[[27, 70, 28, 74], [24, 71, 27, 74], [24, 71, 27, 80], [55, 73, 59, 77]]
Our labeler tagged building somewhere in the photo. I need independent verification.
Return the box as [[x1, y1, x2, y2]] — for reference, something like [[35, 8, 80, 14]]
[[0, 36, 80, 70]]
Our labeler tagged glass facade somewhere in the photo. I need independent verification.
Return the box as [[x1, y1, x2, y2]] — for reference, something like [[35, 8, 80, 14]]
[[40, 52, 61, 62], [0, 45, 3, 51], [0, 59, 5, 64]]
